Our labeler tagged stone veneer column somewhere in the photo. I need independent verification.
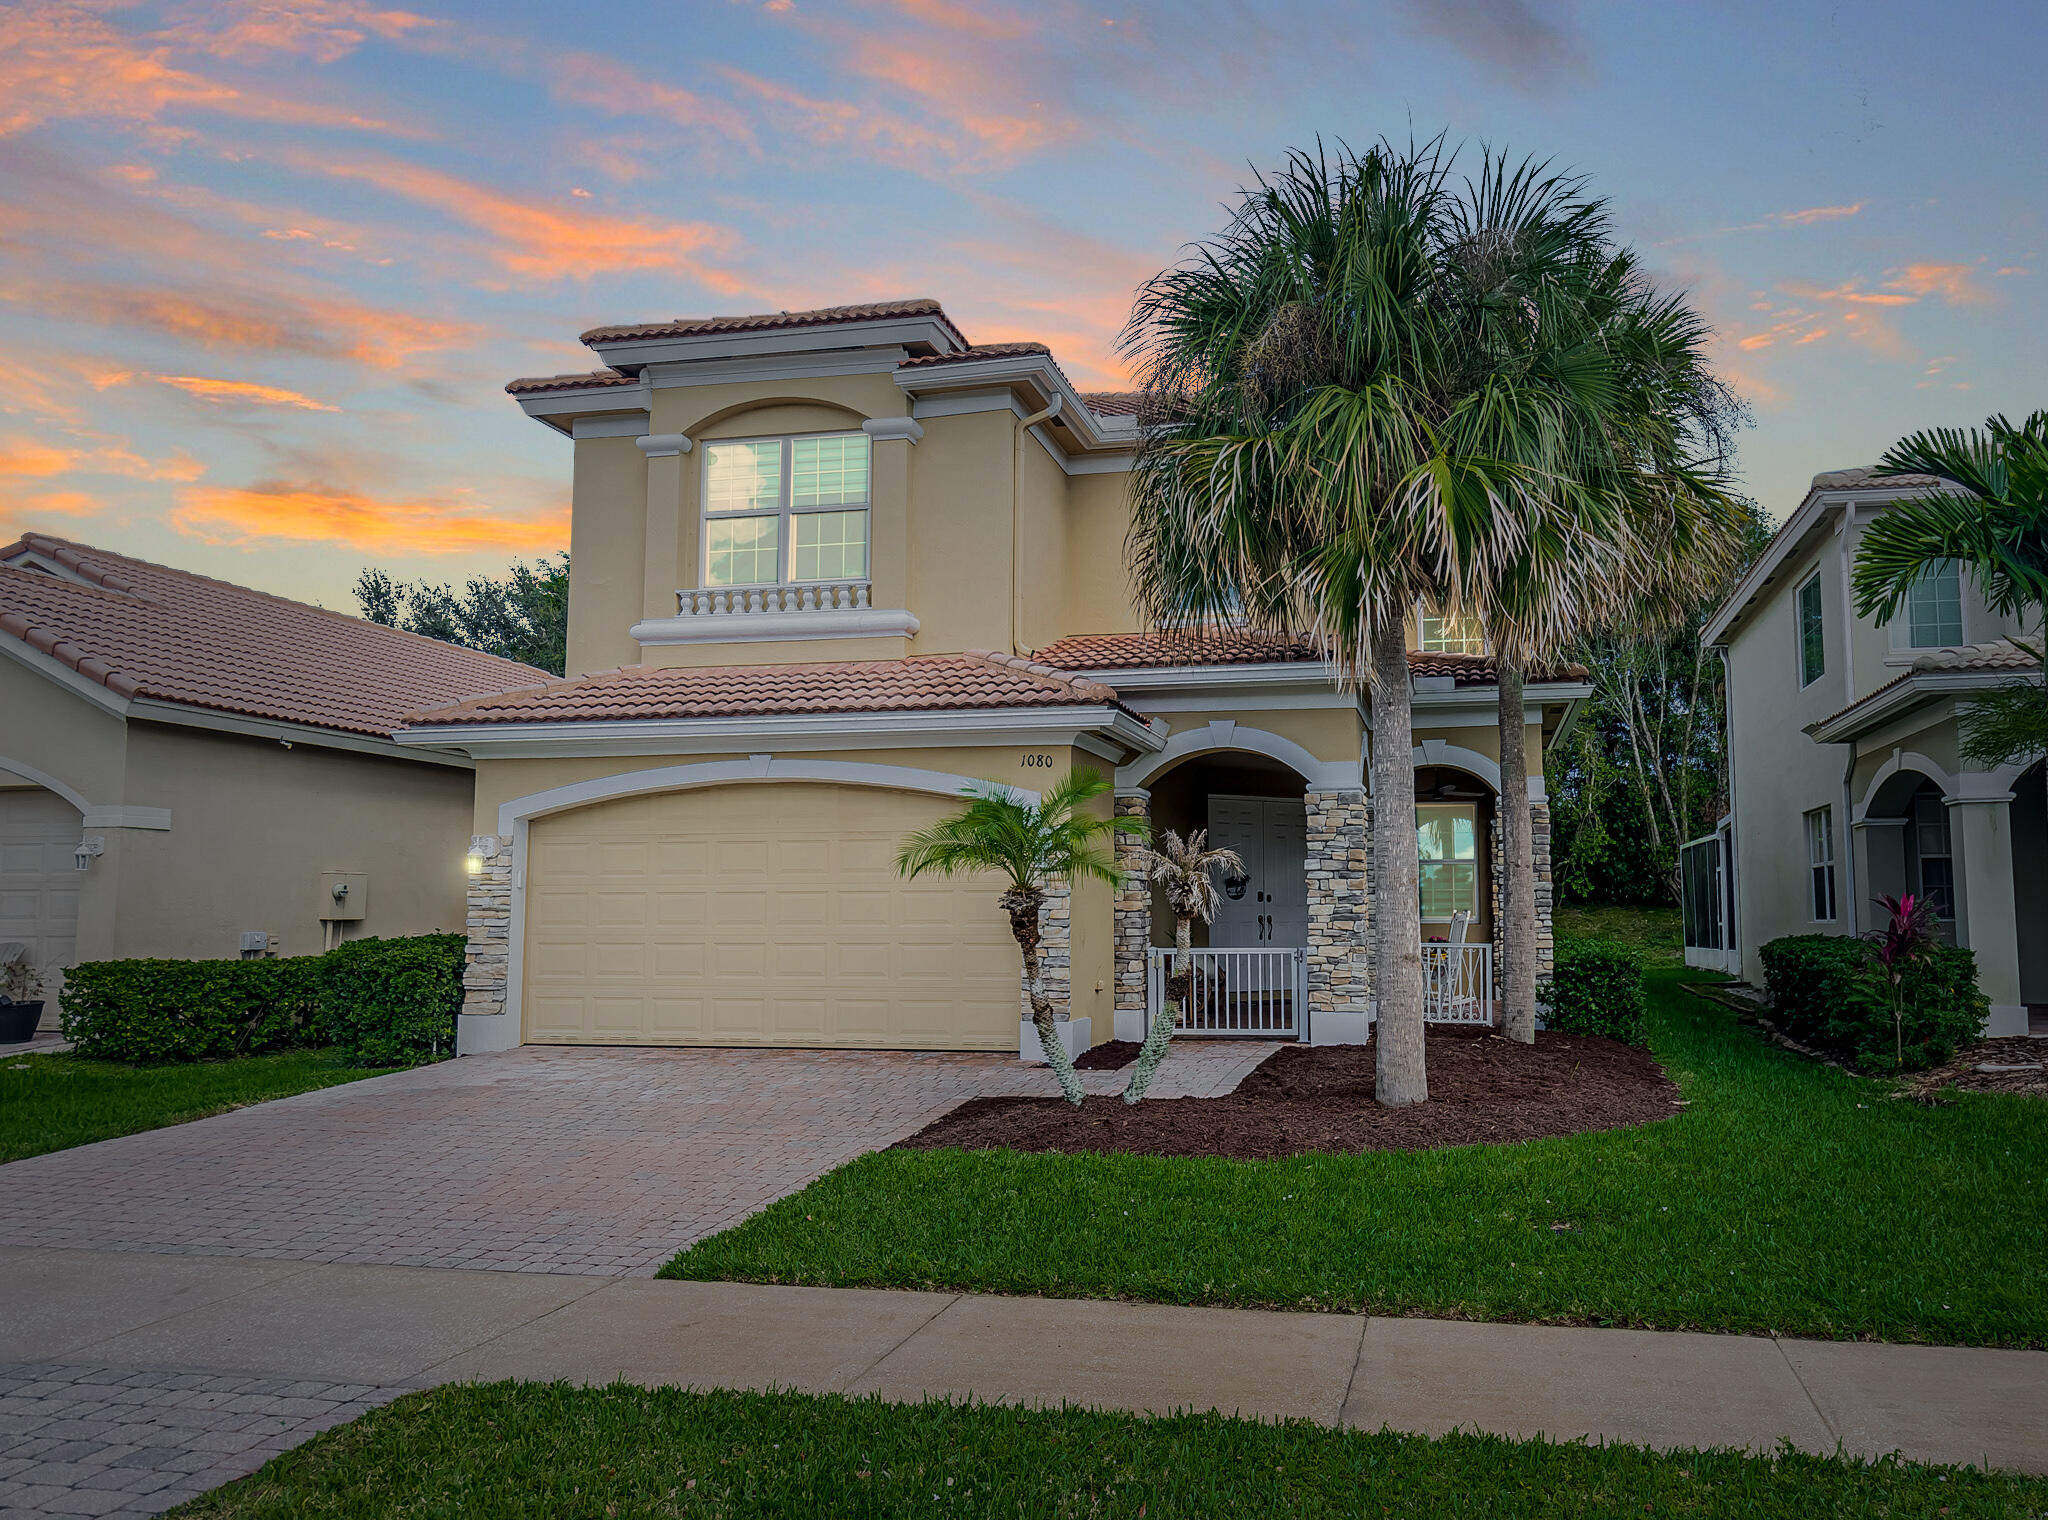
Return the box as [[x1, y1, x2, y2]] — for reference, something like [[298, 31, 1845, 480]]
[[1531, 799, 1555, 979], [1032, 883, 1073, 1019], [1305, 789, 1371, 1017], [462, 833, 513, 1018], [1112, 790, 1153, 1037]]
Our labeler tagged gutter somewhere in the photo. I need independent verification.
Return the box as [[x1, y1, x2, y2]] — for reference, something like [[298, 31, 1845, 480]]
[[1012, 395, 1062, 654]]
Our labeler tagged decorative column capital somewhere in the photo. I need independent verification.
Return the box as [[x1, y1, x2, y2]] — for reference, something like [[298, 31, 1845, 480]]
[[862, 416, 925, 445]]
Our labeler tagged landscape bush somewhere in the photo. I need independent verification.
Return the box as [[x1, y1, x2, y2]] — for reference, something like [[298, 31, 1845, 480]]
[[1536, 937, 1647, 1043], [59, 934, 464, 1067], [1758, 933, 1987, 1071]]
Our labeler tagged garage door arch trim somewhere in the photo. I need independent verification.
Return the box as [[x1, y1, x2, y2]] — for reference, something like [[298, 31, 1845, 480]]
[[499, 759, 1042, 1034]]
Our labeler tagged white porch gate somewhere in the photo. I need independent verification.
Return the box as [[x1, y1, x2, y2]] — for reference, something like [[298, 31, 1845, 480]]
[[1147, 947, 1303, 1037]]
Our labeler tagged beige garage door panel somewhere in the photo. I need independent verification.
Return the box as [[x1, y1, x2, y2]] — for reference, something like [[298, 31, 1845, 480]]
[[524, 783, 1019, 1048], [0, 788, 82, 1019]]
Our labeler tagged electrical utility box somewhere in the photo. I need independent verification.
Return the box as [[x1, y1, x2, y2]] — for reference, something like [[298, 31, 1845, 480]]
[[317, 872, 369, 923]]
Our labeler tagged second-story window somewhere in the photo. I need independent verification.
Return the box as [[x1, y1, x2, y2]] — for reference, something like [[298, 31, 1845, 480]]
[[1796, 571, 1825, 687], [1902, 559, 1964, 648], [701, 432, 871, 587], [1418, 606, 1486, 655]]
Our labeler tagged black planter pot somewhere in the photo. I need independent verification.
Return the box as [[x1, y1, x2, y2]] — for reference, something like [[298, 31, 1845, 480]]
[[0, 1000, 44, 1043]]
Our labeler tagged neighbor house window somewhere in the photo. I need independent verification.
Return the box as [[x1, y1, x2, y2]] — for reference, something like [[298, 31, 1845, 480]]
[[1902, 559, 1964, 648], [1417, 606, 1487, 655], [701, 432, 871, 587], [1804, 805, 1836, 922], [1417, 805, 1479, 919], [1796, 571, 1825, 687], [1912, 792, 1955, 919]]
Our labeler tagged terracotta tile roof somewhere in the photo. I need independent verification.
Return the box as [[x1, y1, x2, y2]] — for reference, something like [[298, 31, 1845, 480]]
[[504, 369, 634, 395], [896, 340, 1050, 369], [404, 650, 1128, 727], [1814, 639, 2043, 729], [0, 535, 551, 739], [580, 299, 964, 348], [1037, 632, 1588, 686], [1081, 390, 1143, 417], [1035, 631, 1326, 669]]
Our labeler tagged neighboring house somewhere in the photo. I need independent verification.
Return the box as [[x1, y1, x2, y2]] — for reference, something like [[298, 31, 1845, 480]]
[[400, 299, 1591, 1056], [1694, 469, 2047, 1036], [0, 534, 551, 1028]]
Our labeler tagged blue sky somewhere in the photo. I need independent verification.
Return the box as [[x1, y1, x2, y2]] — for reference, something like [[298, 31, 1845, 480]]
[[0, 0, 2041, 607]]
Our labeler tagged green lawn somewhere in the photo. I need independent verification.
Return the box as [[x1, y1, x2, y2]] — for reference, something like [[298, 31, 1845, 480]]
[[0, 1048, 383, 1164], [1555, 902, 1685, 963], [664, 965, 2048, 1347], [169, 1382, 2047, 1519]]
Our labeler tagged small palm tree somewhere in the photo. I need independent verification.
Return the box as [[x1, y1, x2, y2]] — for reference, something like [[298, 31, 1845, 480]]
[[1121, 829, 1244, 1102], [897, 769, 1136, 1106], [1851, 413, 2048, 806]]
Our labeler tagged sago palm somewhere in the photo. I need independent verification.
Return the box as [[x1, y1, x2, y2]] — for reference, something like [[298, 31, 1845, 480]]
[[1121, 829, 1244, 1102], [1851, 413, 2048, 797], [896, 769, 1134, 1106], [1122, 139, 1702, 1102]]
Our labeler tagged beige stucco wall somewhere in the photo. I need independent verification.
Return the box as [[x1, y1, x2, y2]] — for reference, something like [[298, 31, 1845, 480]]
[[0, 656, 130, 809], [1056, 469, 1144, 641], [565, 435, 648, 678], [109, 722, 474, 961]]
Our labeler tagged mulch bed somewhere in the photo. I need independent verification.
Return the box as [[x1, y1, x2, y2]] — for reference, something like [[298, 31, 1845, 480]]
[[899, 1027, 1683, 1160], [1903, 1035, 2048, 1099], [1071, 1040, 1141, 1071]]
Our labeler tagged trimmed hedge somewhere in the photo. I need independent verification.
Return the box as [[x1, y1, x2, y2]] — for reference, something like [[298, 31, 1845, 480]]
[[1758, 933, 1988, 1071], [59, 934, 463, 1068], [1537, 937, 1647, 1044]]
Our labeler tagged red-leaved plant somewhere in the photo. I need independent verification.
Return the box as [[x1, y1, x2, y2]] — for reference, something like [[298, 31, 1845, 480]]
[[1863, 892, 1943, 1069]]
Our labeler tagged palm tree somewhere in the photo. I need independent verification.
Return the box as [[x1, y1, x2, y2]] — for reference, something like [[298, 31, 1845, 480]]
[[1122, 139, 1719, 1101], [1122, 829, 1243, 1101], [897, 769, 1135, 1106], [1850, 413, 2048, 803], [1428, 158, 1748, 1042]]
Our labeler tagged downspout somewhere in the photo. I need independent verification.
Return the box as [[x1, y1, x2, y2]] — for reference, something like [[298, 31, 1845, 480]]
[[1718, 645, 1742, 974], [1011, 394, 1063, 655], [1841, 739, 1859, 938], [1835, 500, 1860, 937]]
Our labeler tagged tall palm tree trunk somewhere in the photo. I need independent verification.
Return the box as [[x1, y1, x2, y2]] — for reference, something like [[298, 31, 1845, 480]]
[[1003, 888, 1085, 1105], [1371, 618, 1428, 1106], [1497, 659, 1538, 1043]]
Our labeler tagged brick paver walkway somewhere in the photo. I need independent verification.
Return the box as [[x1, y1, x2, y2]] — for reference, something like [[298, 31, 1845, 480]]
[[0, 1364, 401, 1518], [0, 1040, 1280, 1278]]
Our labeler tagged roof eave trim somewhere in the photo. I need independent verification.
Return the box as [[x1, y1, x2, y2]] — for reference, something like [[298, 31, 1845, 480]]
[[586, 312, 968, 371], [896, 351, 1124, 452], [1807, 667, 2039, 743]]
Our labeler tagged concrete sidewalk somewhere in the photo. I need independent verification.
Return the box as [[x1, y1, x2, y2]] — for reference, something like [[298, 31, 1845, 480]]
[[4, 1245, 2042, 1494]]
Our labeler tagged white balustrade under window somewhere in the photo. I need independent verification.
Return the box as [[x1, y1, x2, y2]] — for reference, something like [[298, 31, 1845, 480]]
[[677, 580, 872, 617]]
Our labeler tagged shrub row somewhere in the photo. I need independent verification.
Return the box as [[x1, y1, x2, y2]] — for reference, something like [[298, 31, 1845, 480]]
[[59, 934, 464, 1067], [1537, 937, 1647, 1044], [1758, 933, 1987, 1071]]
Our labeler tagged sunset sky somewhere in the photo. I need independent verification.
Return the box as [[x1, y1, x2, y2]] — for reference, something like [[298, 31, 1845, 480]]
[[1, 0, 2041, 609]]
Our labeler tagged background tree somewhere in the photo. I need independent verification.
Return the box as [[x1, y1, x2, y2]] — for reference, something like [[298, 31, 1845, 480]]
[[1851, 412, 2048, 803], [896, 771, 1135, 1107], [354, 553, 570, 676], [1122, 829, 1242, 1102], [1122, 139, 1630, 1106]]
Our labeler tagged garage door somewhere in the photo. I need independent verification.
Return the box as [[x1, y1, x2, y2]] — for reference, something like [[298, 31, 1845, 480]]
[[522, 783, 1021, 1047], [0, 786, 82, 1025]]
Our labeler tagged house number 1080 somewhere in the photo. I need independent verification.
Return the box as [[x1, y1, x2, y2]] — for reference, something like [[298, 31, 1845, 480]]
[[1020, 753, 1056, 769]]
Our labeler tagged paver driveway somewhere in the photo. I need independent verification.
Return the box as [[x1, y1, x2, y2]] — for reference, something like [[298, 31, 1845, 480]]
[[0, 1042, 1276, 1278]]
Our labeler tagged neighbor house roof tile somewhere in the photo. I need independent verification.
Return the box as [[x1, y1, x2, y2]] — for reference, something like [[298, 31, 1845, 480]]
[[896, 340, 1050, 368], [504, 369, 635, 395], [1813, 638, 2043, 729], [580, 299, 964, 348], [1080, 391, 1143, 417], [0, 535, 551, 739], [404, 650, 1128, 727]]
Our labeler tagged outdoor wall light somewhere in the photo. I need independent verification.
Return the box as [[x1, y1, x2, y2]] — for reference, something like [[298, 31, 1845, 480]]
[[465, 846, 487, 875], [73, 836, 105, 871]]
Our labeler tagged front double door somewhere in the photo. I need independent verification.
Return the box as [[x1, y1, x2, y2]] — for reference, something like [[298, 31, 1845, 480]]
[[1206, 795, 1308, 947]]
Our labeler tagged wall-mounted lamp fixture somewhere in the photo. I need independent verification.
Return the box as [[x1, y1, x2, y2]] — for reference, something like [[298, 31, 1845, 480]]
[[73, 836, 105, 871], [465, 845, 488, 875]]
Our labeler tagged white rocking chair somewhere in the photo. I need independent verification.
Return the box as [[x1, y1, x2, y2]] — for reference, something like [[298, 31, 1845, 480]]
[[1432, 911, 1483, 1023]]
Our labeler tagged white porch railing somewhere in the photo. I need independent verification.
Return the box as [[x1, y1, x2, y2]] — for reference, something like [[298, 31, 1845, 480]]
[[1422, 942, 1493, 1024], [1147, 946, 1303, 1038]]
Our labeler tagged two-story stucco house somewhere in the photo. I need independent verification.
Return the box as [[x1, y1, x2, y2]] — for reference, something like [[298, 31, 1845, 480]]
[[400, 300, 1591, 1056], [1694, 468, 2047, 1036]]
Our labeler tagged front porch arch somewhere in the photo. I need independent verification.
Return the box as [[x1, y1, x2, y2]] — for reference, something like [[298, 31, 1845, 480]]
[[1118, 720, 1361, 792]]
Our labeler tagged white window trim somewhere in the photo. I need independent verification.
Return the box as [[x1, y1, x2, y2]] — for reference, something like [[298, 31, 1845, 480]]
[[1805, 804, 1837, 922], [1888, 558, 1966, 653], [1795, 570, 1826, 688], [1415, 601, 1488, 656], [700, 429, 872, 589], [1417, 802, 1481, 921]]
